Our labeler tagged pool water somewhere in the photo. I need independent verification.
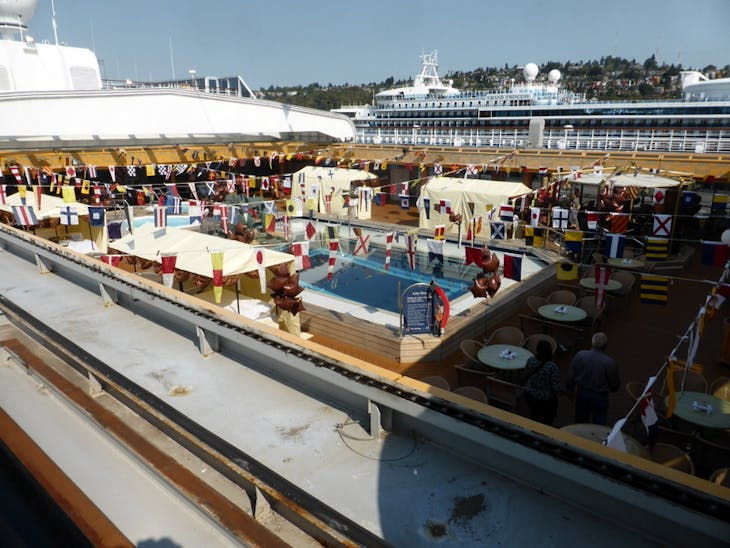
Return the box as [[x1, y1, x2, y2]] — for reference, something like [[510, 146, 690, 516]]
[[133, 215, 195, 229], [298, 239, 483, 314]]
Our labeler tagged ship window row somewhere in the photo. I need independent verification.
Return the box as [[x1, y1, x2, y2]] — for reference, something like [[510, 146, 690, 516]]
[[479, 105, 730, 118], [368, 118, 730, 130], [377, 99, 531, 109]]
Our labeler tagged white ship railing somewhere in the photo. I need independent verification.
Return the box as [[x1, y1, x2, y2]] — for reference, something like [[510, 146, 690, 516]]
[[354, 127, 730, 153]]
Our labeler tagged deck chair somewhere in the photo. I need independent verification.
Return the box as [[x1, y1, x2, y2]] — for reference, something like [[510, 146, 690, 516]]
[[483, 376, 520, 411], [547, 289, 577, 306], [453, 386, 488, 403], [484, 326, 525, 346], [575, 295, 605, 329], [460, 339, 485, 369], [523, 333, 558, 355], [710, 467, 730, 487], [454, 364, 495, 390], [421, 375, 450, 391], [710, 376, 730, 401], [526, 295, 548, 316], [650, 443, 695, 475], [608, 270, 636, 297]]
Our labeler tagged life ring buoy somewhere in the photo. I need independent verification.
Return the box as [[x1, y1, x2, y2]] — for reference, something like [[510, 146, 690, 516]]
[[431, 282, 450, 333]]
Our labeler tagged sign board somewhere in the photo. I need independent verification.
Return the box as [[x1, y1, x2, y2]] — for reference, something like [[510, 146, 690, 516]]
[[401, 283, 434, 336]]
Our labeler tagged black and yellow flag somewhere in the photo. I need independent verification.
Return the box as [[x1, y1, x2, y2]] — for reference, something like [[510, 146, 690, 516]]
[[645, 237, 669, 261], [640, 274, 669, 305], [524, 226, 544, 247]]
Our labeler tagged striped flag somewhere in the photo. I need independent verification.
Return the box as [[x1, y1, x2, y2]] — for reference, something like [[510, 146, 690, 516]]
[[605, 233, 625, 258], [153, 205, 167, 228], [594, 265, 612, 309], [434, 225, 445, 240], [640, 274, 669, 305], [384, 232, 394, 270], [498, 204, 514, 221], [645, 237, 669, 261], [586, 211, 599, 230], [327, 241, 339, 279], [565, 230, 583, 253], [11, 205, 37, 226], [160, 253, 177, 288], [502, 254, 522, 282], [701, 241, 728, 266], [609, 213, 629, 234], [427, 239, 444, 264]]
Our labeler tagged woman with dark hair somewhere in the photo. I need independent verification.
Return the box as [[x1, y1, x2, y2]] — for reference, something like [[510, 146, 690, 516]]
[[522, 340, 564, 425]]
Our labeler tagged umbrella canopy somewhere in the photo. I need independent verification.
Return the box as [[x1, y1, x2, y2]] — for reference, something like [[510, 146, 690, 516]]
[[109, 224, 293, 277], [569, 172, 681, 188], [293, 166, 376, 216]]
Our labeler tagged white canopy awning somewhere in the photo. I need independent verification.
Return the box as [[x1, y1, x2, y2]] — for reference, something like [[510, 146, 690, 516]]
[[109, 224, 293, 277], [293, 166, 376, 216]]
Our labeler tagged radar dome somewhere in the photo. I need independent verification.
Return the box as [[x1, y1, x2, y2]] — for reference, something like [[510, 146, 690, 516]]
[[523, 63, 539, 82], [548, 69, 561, 83], [0, 0, 37, 28]]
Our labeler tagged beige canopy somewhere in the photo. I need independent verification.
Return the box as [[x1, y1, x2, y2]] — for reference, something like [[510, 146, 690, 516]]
[[569, 172, 682, 189], [0, 192, 90, 219], [418, 177, 532, 236], [294, 166, 377, 216], [109, 224, 293, 277]]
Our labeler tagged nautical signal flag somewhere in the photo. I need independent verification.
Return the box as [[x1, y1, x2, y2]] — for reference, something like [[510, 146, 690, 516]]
[[498, 204, 514, 221], [564, 230, 583, 253], [464, 246, 484, 268], [551, 207, 569, 229], [438, 199, 452, 214], [502, 254, 522, 282], [489, 221, 505, 240], [59, 205, 79, 226], [530, 207, 540, 227], [153, 206, 167, 228], [88, 206, 105, 227], [434, 225, 445, 240], [594, 265, 612, 309], [327, 241, 339, 279], [210, 250, 224, 303], [384, 232, 394, 270], [353, 227, 370, 256], [291, 241, 311, 271], [62, 185, 76, 203], [556, 261, 579, 281], [711, 194, 728, 214], [305, 221, 317, 240], [264, 213, 276, 233], [586, 211, 599, 230], [422, 197, 430, 220], [605, 233, 625, 258], [11, 205, 37, 226], [701, 241, 728, 266], [524, 226, 544, 247], [400, 195, 410, 209], [640, 274, 669, 305], [405, 234, 417, 270], [326, 224, 338, 241], [427, 239, 444, 264], [609, 213, 629, 234], [652, 214, 672, 237], [645, 237, 669, 261]]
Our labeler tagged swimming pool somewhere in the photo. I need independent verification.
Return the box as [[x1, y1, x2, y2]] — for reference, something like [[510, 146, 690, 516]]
[[133, 215, 196, 229], [298, 240, 481, 314]]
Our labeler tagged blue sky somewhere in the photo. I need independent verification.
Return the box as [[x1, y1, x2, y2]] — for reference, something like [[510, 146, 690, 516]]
[[27, 0, 730, 89]]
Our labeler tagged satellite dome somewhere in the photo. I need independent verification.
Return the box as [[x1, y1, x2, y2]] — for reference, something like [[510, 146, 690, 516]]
[[0, 0, 37, 28], [523, 63, 539, 82], [548, 69, 561, 83]]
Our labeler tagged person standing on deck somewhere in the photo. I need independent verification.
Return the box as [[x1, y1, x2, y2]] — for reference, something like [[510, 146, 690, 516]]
[[567, 332, 620, 425]]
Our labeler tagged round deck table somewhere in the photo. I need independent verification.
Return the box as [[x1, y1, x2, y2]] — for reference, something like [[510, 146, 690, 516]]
[[477, 344, 533, 371], [538, 304, 587, 323], [669, 391, 730, 429], [560, 424, 649, 457], [579, 277, 622, 291], [607, 258, 645, 270]]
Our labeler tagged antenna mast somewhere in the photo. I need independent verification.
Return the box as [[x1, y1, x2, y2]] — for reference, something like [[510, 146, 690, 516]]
[[51, 0, 59, 44]]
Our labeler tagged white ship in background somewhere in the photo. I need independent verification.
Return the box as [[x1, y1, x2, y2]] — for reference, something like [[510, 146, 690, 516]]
[[333, 51, 730, 154], [0, 0, 354, 150]]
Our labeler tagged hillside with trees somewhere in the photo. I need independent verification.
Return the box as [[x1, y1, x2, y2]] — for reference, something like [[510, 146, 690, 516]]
[[258, 55, 728, 110]]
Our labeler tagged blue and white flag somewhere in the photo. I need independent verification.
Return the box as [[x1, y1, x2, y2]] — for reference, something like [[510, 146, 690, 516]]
[[489, 221, 505, 240], [605, 233, 625, 258], [88, 206, 105, 227], [59, 205, 79, 226], [427, 238, 444, 264]]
